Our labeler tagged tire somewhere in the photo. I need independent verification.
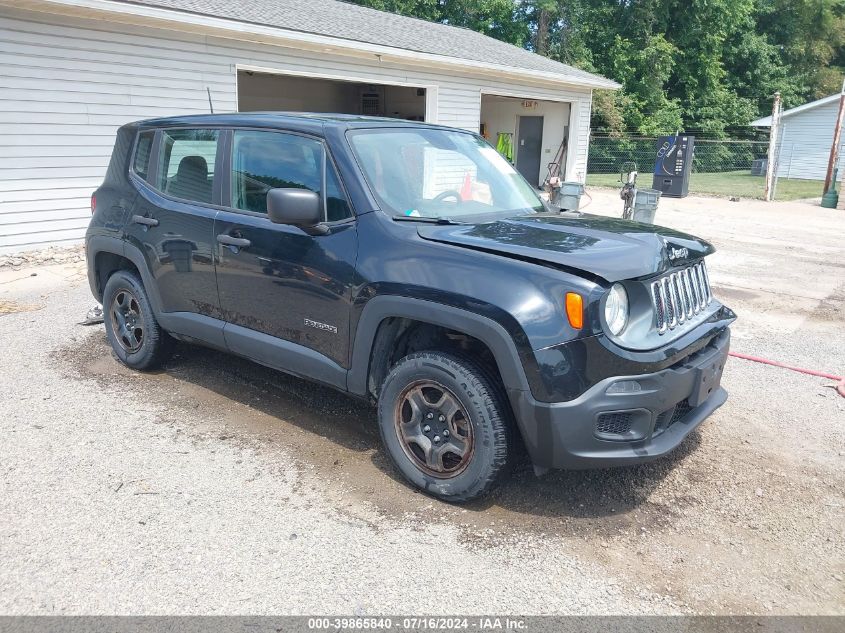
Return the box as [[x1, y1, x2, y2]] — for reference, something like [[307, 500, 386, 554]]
[[102, 269, 174, 371], [377, 351, 513, 503]]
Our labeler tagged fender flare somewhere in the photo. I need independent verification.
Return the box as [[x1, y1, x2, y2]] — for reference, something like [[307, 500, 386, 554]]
[[87, 235, 164, 316], [347, 295, 531, 396]]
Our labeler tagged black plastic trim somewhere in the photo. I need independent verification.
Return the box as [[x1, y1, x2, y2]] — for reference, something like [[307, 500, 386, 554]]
[[87, 236, 166, 316], [222, 321, 346, 391], [348, 295, 531, 397], [156, 312, 226, 351]]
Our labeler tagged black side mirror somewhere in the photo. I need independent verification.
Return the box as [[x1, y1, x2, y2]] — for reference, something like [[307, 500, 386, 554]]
[[266, 188, 324, 231]]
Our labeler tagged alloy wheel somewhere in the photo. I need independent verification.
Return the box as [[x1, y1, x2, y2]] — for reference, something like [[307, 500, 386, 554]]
[[110, 289, 144, 353]]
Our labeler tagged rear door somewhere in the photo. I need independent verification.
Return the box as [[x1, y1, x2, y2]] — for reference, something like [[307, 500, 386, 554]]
[[126, 127, 222, 320], [213, 128, 358, 376]]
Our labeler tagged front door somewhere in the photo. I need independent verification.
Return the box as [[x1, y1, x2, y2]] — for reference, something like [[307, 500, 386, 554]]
[[516, 116, 544, 187], [213, 129, 358, 375]]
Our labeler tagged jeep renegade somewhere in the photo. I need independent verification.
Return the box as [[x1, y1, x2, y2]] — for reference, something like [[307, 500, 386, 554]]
[[87, 114, 735, 502]]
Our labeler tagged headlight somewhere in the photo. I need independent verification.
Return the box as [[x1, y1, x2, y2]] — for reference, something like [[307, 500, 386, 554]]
[[604, 283, 629, 335]]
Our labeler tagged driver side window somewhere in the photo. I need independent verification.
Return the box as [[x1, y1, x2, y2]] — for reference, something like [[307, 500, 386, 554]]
[[231, 131, 322, 214]]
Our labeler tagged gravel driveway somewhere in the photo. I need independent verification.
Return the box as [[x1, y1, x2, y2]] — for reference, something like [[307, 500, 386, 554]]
[[1, 193, 843, 615]]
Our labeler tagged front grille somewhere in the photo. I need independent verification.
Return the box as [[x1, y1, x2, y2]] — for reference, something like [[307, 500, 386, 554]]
[[651, 261, 712, 334], [596, 412, 633, 436]]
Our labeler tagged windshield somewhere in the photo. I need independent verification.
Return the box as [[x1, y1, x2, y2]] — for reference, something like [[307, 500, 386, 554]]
[[348, 128, 544, 221]]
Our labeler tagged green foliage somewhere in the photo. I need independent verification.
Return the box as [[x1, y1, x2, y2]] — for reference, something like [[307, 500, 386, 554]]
[[347, 0, 845, 136], [757, 0, 845, 103], [350, 0, 529, 45]]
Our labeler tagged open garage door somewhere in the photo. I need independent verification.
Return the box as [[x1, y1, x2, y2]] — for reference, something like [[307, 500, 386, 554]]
[[237, 70, 428, 122], [480, 94, 572, 188]]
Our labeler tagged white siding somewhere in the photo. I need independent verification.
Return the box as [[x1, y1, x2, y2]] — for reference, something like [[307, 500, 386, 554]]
[[776, 101, 843, 181], [840, 169, 845, 210], [0, 5, 595, 254]]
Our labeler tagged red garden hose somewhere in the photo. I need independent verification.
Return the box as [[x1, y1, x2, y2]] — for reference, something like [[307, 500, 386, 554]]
[[729, 352, 845, 397]]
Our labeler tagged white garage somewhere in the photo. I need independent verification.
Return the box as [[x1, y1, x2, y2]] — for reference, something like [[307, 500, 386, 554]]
[[0, 0, 618, 254], [751, 94, 844, 181]]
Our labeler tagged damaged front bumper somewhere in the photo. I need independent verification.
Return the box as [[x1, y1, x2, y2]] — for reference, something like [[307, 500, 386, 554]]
[[511, 329, 731, 470]]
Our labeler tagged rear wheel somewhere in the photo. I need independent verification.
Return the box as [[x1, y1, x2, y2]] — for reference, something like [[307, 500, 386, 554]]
[[103, 270, 174, 370], [377, 352, 513, 502]]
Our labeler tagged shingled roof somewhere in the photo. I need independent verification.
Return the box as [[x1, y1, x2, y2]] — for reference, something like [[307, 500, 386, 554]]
[[120, 0, 619, 89]]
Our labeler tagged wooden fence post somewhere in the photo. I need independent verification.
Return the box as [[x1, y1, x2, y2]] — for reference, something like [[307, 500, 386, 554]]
[[764, 92, 782, 202], [823, 78, 845, 194]]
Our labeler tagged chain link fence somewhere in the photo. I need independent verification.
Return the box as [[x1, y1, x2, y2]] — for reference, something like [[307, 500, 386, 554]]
[[586, 135, 823, 201]]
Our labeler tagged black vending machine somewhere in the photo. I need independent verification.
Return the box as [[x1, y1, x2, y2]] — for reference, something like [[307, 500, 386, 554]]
[[652, 135, 694, 197]]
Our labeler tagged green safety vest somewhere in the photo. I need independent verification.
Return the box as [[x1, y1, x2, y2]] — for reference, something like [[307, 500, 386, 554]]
[[496, 133, 514, 162]]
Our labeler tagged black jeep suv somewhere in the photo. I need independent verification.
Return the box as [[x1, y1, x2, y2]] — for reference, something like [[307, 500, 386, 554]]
[[87, 113, 735, 502]]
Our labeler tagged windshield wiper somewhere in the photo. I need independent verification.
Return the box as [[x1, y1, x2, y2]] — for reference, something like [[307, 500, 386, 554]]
[[392, 215, 465, 225]]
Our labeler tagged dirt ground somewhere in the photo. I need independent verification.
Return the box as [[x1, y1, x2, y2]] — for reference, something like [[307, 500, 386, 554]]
[[1, 191, 843, 615]]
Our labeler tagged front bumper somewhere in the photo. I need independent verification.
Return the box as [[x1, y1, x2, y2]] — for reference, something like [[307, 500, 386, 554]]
[[510, 329, 730, 470]]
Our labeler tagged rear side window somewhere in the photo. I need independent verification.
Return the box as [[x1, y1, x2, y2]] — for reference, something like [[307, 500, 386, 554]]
[[133, 131, 154, 181], [230, 130, 322, 214], [156, 129, 219, 204]]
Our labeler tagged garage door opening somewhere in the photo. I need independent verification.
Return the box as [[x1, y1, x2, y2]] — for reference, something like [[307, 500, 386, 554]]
[[480, 94, 572, 188], [237, 70, 428, 121]]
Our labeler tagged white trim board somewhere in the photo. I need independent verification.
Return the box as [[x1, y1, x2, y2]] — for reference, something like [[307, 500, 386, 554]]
[[9, 0, 620, 91]]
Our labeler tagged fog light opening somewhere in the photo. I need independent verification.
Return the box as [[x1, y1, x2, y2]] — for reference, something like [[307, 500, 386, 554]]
[[606, 380, 643, 395]]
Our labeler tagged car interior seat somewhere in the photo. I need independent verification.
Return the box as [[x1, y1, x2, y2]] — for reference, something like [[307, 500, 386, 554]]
[[169, 155, 212, 203]]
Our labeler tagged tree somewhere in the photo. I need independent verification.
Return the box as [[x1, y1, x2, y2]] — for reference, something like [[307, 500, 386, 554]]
[[757, 0, 845, 103], [349, 0, 529, 46], [347, 0, 845, 135]]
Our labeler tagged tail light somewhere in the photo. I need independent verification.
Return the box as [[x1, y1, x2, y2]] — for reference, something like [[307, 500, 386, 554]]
[[90, 193, 97, 214]]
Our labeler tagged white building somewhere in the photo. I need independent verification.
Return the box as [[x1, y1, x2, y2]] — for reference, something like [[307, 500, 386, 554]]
[[751, 94, 844, 181], [0, 0, 618, 254]]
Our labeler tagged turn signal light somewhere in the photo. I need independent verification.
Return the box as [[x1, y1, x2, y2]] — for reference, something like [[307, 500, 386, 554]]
[[565, 292, 583, 329], [90, 193, 96, 214]]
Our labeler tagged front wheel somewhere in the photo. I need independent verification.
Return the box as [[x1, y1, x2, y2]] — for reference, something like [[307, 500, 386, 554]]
[[377, 352, 513, 503]]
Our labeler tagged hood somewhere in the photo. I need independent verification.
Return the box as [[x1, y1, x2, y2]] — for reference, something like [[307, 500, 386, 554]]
[[416, 213, 714, 282]]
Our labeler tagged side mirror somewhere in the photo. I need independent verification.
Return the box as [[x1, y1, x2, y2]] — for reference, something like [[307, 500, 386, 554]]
[[266, 188, 323, 229]]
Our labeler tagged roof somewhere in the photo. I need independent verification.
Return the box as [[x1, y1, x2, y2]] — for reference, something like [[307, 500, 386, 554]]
[[751, 94, 842, 126], [105, 0, 619, 89], [134, 111, 465, 134]]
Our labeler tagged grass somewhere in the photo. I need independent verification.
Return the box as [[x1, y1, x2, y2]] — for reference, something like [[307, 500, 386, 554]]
[[586, 170, 825, 201]]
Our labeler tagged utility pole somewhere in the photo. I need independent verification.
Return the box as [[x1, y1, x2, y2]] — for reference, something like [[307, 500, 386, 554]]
[[764, 92, 782, 202], [822, 77, 845, 196]]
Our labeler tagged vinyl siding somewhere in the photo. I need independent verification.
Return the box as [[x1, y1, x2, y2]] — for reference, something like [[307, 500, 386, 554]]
[[0, 5, 595, 254], [776, 101, 843, 181], [840, 170, 845, 210]]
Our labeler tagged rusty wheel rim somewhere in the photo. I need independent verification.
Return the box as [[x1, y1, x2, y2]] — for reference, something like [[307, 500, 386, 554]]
[[394, 380, 474, 478]]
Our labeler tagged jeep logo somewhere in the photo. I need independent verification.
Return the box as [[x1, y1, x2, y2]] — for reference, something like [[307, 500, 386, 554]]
[[668, 246, 689, 261]]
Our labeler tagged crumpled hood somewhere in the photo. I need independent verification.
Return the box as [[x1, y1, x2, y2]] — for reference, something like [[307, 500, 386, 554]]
[[416, 213, 715, 282]]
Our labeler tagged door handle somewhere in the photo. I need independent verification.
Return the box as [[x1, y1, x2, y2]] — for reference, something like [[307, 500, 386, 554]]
[[131, 214, 159, 227], [217, 234, 251, 248]]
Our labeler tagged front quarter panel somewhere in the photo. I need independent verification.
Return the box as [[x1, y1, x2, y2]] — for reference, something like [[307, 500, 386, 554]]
[[350, 213, 604, 401], [352, 213, 601, 349]]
